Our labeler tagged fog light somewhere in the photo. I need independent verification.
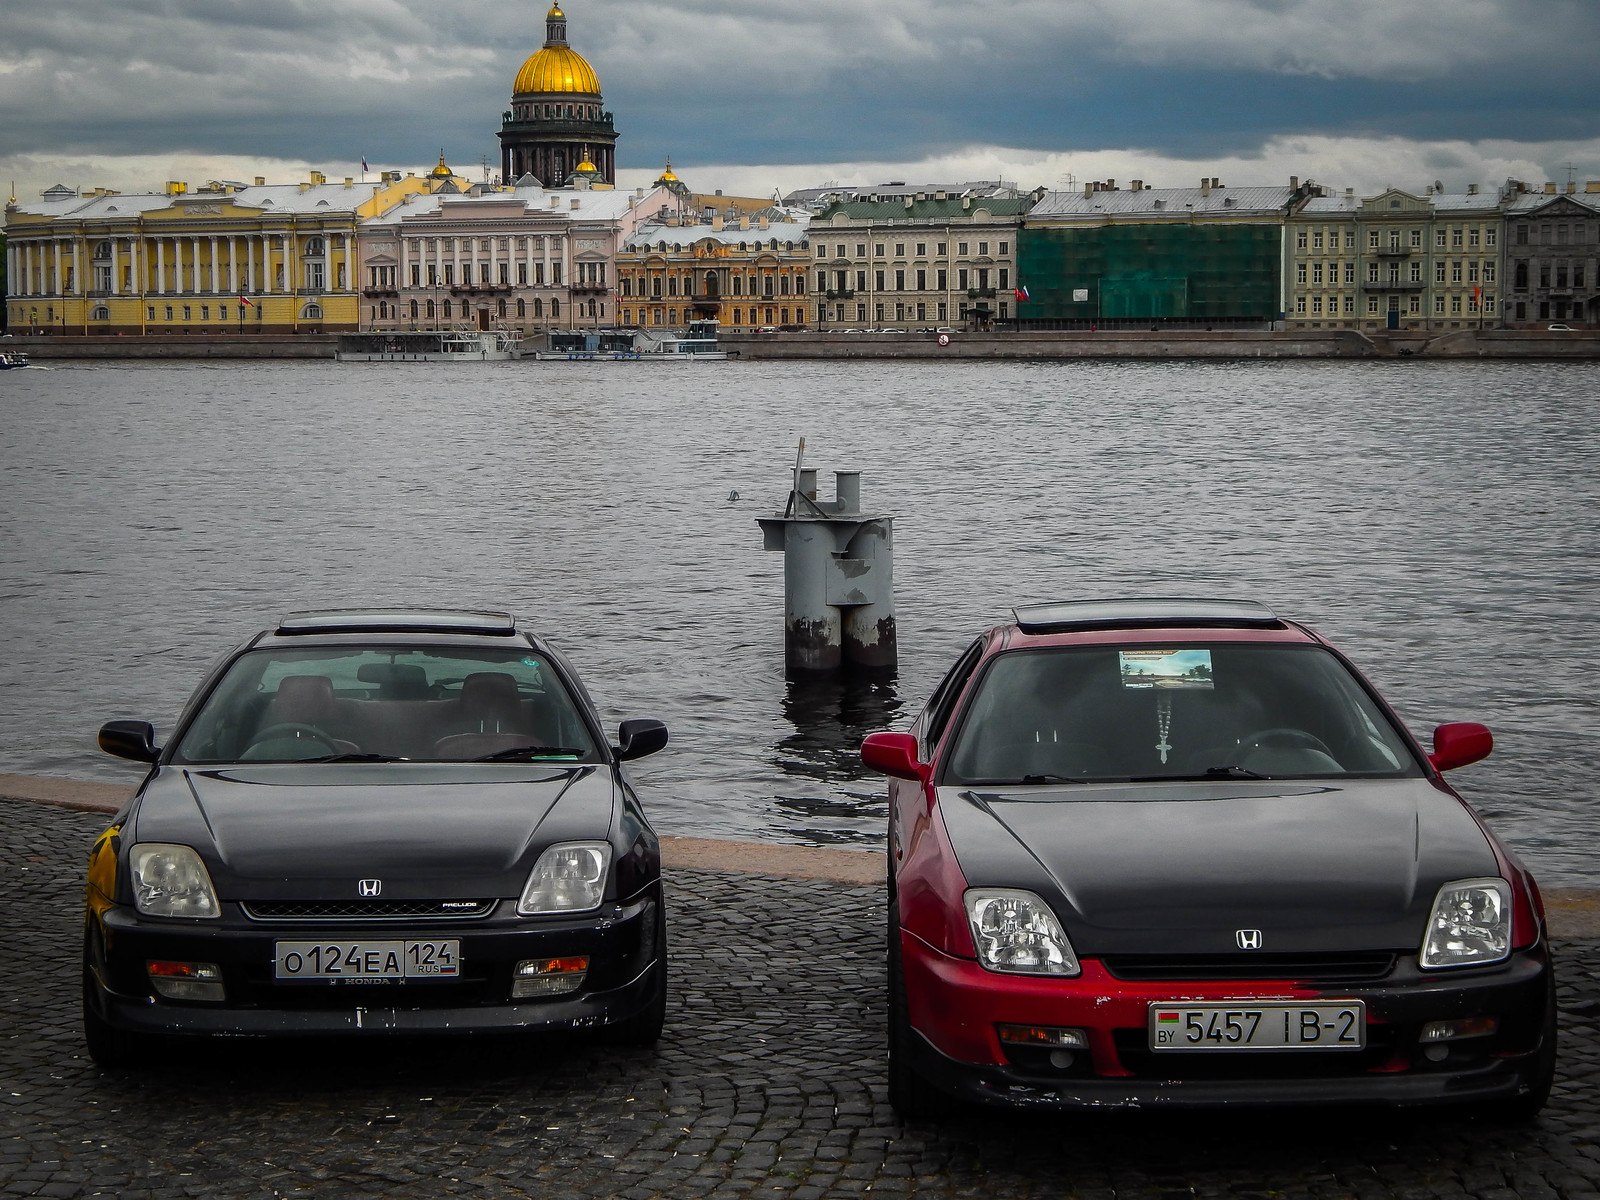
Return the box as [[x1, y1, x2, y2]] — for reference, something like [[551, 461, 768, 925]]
[[512, 955, 589, 999], [1419, 1016, 1498, 1043], [1048, 1049, 1077, 1069], [146, 960, 225, 1002], [997, 1023, 1088, 1049]]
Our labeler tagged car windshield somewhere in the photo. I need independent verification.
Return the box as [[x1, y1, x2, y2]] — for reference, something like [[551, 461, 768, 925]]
[[173, 646, 598, 764], [943, 643, 1420, 785]]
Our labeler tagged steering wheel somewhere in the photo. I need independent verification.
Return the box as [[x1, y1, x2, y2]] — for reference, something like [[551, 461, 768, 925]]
[[1239, 728, 1334, 756], [243, 723, 340, 756]]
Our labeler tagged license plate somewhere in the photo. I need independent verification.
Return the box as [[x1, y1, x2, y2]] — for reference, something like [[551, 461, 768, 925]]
[[1149, 1001, 1365, 1051], [274, 940, 460, 981]]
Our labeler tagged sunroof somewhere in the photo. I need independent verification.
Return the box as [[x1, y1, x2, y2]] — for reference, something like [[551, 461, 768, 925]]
[[1012, 598, 1283, 634], [276, 609, 517, 636]]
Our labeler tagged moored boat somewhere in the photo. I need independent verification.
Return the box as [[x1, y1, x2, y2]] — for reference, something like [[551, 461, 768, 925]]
[[531, 320, 730, 361], [0, 350, 32, 370], [336, 330, 518, 363]]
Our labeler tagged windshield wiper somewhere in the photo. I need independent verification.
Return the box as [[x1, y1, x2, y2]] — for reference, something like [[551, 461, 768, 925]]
[[470, 744, 586, 762], [1019, 773, 1087, 785], [302, 752, 408, 763], [1128, 765, 1266, 782]]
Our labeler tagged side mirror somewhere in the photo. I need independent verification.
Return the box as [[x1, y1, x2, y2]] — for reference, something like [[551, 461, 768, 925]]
[[99, 720, 160, 764], [1428, 722, 1493, 773], [614, 718, 668, 762], [861, 731, 926, 781]]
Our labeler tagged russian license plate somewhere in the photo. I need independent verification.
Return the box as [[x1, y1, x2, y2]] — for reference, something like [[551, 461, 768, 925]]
[[274, 940, 460, 981], [1149, 1001, 1365, 1051]]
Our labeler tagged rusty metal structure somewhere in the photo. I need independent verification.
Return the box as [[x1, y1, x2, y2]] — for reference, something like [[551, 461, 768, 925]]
[[758, 443, 896, 673]]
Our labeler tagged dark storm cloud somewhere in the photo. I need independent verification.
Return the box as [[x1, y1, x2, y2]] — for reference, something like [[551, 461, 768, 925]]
[[1, 0, 1596, 187]]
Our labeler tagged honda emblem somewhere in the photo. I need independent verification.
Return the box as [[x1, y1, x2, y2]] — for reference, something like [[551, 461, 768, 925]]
[[1235, 928, 1264, 950], [358, 878, 382, 898]]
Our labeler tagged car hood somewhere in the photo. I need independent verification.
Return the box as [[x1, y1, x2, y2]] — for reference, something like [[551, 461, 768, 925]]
[[939, 777, 1499, 955], [128, 763, 614, 901]]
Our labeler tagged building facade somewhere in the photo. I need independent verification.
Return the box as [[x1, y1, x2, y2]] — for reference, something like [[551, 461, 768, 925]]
[[1503, 183, 1600, 328], [617, 211, 812, 333], [1019, 178, 1306, 326], [4, 172, 449, 336], [808, 189, 1036, 329], [498, 4, 617, 187], [1286, 186, 1505, 332], [358, 182, 675, 333]]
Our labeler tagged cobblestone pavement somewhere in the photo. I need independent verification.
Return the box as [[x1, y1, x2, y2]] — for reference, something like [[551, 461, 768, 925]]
[[4, 800, 1598, 1200]]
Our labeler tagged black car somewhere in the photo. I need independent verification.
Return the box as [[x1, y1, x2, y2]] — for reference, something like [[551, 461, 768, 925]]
[[84, 608, 669, 1065]]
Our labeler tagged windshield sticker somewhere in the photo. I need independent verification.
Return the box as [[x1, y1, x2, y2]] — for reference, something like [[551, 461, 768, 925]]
[[1119, 649, 1214, 689]]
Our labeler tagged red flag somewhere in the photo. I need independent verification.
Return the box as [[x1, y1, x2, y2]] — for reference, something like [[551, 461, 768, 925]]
[[239, 296, 254, 308]]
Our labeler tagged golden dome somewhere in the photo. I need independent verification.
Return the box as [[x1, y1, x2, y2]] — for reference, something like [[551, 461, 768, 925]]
[[429, 151, 453, 178], [514, 46, 600, 94], [513, 3, 600, 95]]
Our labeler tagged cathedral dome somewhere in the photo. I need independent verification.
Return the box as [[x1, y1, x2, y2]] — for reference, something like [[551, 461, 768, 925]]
[[513, 5, 601, 96]]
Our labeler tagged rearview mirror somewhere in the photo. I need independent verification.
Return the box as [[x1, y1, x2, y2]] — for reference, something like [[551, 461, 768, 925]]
[[1428, 722, 1493, 773], [860, 731, 926, 781], [614, 718, 668, 762], [99, 720, 159, 764]]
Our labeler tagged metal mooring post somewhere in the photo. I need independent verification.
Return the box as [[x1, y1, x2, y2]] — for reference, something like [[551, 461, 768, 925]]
[[757, 440, 897, 673]]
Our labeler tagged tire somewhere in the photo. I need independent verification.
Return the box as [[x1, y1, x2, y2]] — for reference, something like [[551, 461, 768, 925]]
[[600, 900, 667, 1047], [886, 902, 954, 1121]]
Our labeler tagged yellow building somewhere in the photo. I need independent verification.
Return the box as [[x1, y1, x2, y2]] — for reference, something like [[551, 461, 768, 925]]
[[4, 170, 458, 336]]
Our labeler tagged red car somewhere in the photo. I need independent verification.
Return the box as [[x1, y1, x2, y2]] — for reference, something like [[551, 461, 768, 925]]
[[862, 599, 1555, 1118]]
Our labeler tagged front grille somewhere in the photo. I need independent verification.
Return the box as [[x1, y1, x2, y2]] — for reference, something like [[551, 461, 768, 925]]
[[1101, 952, 1396, 983], [241, 899, 497, 923]]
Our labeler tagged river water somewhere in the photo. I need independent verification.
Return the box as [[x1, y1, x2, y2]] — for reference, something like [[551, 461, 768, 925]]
[[2, 356, 1597, 883]]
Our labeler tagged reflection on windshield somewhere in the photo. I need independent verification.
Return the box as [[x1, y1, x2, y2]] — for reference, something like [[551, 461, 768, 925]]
[[173, 647, 597, 764], [945, 644, 1418, 786]]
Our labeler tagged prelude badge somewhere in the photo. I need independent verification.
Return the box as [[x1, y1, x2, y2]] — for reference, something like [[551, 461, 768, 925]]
[[1235, 928, 1264, 950], [358, 878, 383, 898]]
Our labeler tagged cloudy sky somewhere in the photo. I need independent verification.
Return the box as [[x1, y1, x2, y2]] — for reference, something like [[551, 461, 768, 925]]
[[3, 0, 1597, 206]]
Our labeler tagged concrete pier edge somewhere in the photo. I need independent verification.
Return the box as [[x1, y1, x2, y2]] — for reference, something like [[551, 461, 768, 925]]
[[5, 770, 1593, 935]]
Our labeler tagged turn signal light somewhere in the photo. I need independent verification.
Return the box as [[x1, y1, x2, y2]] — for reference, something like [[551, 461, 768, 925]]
[[1419, 1016, 1498, 1043], [997, 1023, 1088, 1049], [513, 955, 589, 998], [146, 960, 225, 1002]]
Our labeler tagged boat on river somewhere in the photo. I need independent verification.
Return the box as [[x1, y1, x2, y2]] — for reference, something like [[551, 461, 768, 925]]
[[0, 350, 32, 370], [335, 330, 518, 363], [531, 320, 730, 362]]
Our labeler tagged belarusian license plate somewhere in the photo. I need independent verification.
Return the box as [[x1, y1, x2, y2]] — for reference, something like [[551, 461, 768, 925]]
[[1148, 1001, 1365, 1051], [274, 939, 460, 981]]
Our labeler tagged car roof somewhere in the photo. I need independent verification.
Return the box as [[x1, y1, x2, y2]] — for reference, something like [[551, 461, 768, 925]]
[[1001, 598, 1321, 649]]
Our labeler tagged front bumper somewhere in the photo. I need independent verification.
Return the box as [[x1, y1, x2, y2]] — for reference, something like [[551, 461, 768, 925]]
[[901, 931, 1553, 1110], [86, 892, 662, 1039]]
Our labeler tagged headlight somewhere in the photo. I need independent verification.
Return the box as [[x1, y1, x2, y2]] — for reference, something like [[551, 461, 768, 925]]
[[517, 842, 612, 914], [130, 843, 220, 919], [1419, 877, 1511, 969], [964, 888, 1080, 976]]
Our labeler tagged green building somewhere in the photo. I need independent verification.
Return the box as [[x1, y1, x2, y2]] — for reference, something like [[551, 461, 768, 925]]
[[1018, 178, 1311, 326]]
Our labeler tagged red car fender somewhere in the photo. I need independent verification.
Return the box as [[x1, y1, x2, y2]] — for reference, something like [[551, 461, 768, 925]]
[[893, 777, 976, 960]]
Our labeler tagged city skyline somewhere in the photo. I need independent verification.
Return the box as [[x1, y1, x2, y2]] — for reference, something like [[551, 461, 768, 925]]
[[3, 0, 1597, 207]]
